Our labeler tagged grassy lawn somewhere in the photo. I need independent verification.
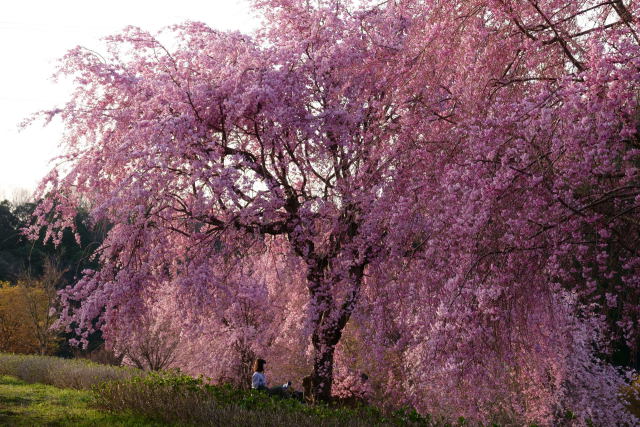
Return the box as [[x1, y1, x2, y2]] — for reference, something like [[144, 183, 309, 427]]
[[0, 354, 436, 425], [0, 375, 163, 426]]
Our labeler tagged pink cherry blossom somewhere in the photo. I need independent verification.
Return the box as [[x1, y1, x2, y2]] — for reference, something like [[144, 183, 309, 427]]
[[30, 1, 640, 424]]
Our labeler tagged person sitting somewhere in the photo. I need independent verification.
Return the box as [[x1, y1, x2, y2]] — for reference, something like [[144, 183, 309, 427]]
[[251, 358, 268, 390], [251, 358, 291, 397]]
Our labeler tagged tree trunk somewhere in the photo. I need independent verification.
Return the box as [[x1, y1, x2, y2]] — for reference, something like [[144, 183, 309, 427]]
[[307, 271, 364, 402], [292, 217, 369, 402], [311, 338, 336, 402]]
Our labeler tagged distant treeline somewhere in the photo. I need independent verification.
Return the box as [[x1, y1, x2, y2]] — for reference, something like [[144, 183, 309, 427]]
[[0, 199, 106, 357], [0, 199, 105, 286]]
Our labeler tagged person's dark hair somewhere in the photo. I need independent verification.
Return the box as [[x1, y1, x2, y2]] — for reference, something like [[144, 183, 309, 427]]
[[253, 358, 266, 372]]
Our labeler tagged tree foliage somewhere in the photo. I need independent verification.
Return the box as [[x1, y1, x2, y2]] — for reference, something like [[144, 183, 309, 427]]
[[0, 269, 61, 356], [0, 281, 39, 353], [31, 0, 640, 423]]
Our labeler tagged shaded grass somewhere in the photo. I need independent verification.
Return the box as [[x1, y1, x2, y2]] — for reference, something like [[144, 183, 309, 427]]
[[0, 375, 163, 426]]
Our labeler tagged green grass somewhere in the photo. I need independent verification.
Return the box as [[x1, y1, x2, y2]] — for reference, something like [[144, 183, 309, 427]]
[[0, 353, 458, 426], [0, 375, 163, 426]]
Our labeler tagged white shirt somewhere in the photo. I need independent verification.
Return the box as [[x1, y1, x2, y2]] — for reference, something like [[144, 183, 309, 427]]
[[252, 371, 267, 389]]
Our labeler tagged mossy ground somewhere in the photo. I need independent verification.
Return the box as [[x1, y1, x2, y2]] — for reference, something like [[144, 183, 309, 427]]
[[0, 375, 161, 426]]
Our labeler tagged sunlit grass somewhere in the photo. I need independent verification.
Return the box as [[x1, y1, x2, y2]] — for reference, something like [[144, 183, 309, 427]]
[[0, 375, 163, 426], [0, 353, 473, 426], [0, 353, 135, 389]]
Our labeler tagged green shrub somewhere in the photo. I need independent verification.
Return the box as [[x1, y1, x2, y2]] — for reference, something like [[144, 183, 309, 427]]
[[622, 375, 640, 419], [93, 371, 435, 426]]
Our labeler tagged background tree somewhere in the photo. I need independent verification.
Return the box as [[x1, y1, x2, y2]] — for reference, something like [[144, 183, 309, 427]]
[[0, 267, 61, 356], [0, 198, 105, 285], [0, 201, 25, 281], [0, 281, 39, 353], [19, 257, 66, 355], [0, 197, 105, 357]]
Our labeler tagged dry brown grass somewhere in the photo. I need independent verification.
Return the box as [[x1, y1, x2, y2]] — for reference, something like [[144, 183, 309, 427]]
[[0, 353, 136, 389]]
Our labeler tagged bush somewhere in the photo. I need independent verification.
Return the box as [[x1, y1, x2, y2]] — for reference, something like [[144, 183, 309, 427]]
[[93, 371, 437, 426], [0, 353, 135, 389], [623, 375, 640, 419]]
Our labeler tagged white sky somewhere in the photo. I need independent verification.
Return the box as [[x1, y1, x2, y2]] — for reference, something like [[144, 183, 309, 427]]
[[0, 0, 259, 201]]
